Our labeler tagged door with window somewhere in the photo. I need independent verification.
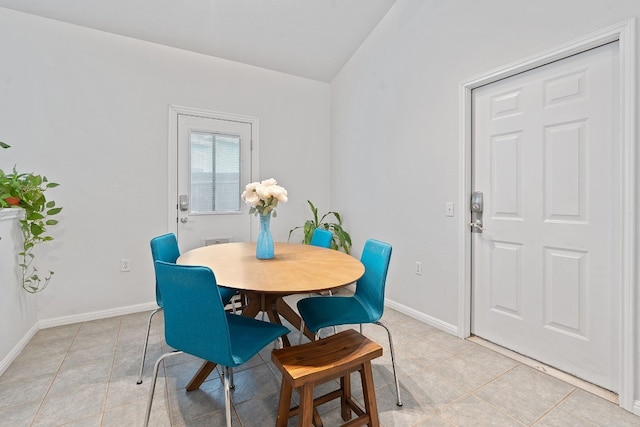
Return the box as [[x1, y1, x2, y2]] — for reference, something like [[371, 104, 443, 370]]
[[176, 113, 253, 251], [471, 42, 619, 391]]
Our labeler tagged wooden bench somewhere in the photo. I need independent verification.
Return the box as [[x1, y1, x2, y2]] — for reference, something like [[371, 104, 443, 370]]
[[271, 329, 383, 427]]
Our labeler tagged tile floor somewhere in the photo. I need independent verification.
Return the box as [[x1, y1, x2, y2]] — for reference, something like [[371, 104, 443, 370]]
[[1, 298, 639, 427]]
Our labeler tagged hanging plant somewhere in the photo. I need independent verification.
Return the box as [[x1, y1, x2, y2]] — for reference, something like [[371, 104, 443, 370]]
[[0, 143, 62, 293]]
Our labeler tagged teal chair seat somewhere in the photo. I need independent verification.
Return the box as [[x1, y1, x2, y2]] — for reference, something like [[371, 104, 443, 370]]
[[296, 295, 374, 329], [144, 261, 289, 427], [297, 238, 403, 406]]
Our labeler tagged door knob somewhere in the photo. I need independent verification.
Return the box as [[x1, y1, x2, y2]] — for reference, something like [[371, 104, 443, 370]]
[[180, 217, 188, 223], [470, 191, 485, 233]]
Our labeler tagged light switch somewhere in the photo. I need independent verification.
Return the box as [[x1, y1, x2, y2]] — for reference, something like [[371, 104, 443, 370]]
[[445, 202, 454, 217]]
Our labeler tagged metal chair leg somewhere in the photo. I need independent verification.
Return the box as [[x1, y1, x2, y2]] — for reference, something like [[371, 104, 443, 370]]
[[375, 321, 403, 406], [223, 366, 233, 427], [137, 307, 162, 384], [298, 320, 305, 345], [229, 367, 235, 389], [143, 350, 183, 427]]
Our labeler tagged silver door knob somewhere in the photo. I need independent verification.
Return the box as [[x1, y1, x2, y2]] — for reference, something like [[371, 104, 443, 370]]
[[180, 217, 188, 223]]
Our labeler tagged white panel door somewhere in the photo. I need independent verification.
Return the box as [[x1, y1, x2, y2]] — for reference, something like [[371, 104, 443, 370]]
[[472, 42, 619, 391], [177, 114, 252, 252]]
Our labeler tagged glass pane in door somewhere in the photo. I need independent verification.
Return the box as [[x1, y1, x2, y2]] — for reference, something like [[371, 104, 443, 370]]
[[190, 131, 240, 213]]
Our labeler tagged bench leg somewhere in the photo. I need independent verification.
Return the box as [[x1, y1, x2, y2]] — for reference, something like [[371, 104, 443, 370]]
[[340, 374, 353, 421], [276, 380, 293, 427], [299, 383, 314, 427], [361, 362, 379, 427]]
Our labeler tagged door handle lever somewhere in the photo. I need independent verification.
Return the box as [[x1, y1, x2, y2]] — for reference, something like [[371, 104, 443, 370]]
[[470, 220, 486, 231]]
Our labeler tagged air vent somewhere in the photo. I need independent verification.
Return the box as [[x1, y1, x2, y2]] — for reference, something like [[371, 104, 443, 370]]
[[201, 237, 231, 246]]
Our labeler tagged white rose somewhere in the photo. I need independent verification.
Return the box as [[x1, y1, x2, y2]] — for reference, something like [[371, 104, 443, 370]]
[[242, 191, 260, 207], [260, 178, 277, 187], [270, 185, 288, 203], [255, 183, 272, 200]]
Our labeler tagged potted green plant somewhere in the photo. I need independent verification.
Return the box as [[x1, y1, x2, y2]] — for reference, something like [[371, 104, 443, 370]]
[[0, 142, 62, 293], [288, 200, 352, 254]]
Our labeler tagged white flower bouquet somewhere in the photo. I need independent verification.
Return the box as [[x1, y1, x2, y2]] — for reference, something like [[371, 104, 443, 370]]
[[241, 178, 288, 217]]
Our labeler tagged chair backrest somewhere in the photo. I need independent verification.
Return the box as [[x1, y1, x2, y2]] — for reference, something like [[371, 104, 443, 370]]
[[150, 233, 181, 306], [354, 239, 392, 322], [310, 228, 333, 249], [154, 260, 236, 366]]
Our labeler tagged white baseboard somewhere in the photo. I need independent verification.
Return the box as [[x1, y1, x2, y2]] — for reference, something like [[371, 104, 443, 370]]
[[0, 322, 39, 377], [38, 302, 158, 329], [384, 298, 458, 336]]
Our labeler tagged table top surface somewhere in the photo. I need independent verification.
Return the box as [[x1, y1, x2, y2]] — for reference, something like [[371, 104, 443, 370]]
[[177, 242, 364, 294]]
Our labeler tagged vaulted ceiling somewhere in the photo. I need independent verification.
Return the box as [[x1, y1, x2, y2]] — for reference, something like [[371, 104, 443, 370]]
[[0, 0, 396, 82]]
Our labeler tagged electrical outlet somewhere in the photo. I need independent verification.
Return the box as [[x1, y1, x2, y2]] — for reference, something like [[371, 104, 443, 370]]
[[415, 261, 422, 275], [121, 258, 131, 272]]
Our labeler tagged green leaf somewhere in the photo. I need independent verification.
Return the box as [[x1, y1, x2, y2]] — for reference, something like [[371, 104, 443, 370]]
[[30, 223, 43, 236], [0, 141, 10, 149], [45, 219, 59, 226], [26, 212, 44, 221], [47, 207, 62, 215]]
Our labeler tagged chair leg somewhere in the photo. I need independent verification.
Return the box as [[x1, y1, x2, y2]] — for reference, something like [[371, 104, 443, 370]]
[[375, 321, 403, 406], [298, 320, 305, 345], [137, 307, 162, 385], [143, 350, 183, 427], [223, 366, 233, 427], [224, 366, 235, 390]]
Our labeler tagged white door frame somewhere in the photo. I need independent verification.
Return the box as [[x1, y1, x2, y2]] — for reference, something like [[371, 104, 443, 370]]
[[167, 105, 259, 237], [458, 19, 636, 411]]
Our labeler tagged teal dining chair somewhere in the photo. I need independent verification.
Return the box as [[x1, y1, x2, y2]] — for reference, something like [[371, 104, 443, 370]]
[[309, 227, 336, 299], [136, 233, 238, 385], [296, 238, 402, 406], [310, 227, 333, 248], [144, 261, 289, 427]]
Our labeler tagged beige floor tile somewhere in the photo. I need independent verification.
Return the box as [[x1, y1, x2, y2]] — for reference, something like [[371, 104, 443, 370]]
[[429, 356, 496, 392], [0, 400, 40, 427], [0, 352, 64, 385], [31, 383, 107, 427], [48, 359, 112, 397], [557, 389, 640, 426], [534, 407, 597, 426], [234, 390, 281, 427], [457, 345, 519, 378], [398, 368, 467, 410], [102, 394, 171, 427], [375, 382, 435, 426], [0, 374, 52, 411], [439, 395, 524, 426]]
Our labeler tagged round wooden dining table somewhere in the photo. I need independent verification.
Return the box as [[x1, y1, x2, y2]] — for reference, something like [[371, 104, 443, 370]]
[[177, 241, 364, 391]]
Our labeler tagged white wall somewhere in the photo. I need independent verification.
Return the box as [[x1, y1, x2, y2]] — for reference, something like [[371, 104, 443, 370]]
[[0, 7, 331, 321], [330, 0, 639, 410], [0, 210, 37, 370]]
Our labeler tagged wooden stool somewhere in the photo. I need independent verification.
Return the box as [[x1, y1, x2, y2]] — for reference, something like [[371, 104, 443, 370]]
[[271, 329, 383, 427]]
